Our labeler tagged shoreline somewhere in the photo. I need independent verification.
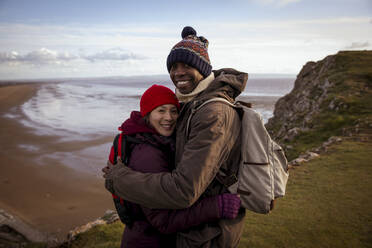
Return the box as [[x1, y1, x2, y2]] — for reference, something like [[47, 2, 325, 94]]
[[0, 83, 113, 241]]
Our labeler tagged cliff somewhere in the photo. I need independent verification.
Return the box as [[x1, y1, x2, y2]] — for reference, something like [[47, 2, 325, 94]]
[[266, 50, 372, 160]]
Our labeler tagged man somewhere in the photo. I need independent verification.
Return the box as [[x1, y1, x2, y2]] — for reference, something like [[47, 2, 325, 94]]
[[104, 26, 248, 247]]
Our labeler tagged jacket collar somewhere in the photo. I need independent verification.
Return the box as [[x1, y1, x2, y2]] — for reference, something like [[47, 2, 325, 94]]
[[177, 68, 248, 118], [193, 68, 248, 106], [119, 111, 157, 135]]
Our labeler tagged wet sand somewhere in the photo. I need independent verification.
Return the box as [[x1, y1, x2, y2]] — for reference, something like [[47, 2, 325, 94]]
[[0, 83, 114, 241]]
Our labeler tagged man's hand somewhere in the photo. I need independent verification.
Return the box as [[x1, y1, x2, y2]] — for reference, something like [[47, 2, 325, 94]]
[[102, 160, 114, 178], [102, 158, 127, 194], [103, 160, 115, 194]]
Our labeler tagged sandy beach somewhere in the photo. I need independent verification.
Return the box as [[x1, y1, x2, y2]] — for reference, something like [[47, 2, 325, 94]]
[[0, 83, 114, 241]]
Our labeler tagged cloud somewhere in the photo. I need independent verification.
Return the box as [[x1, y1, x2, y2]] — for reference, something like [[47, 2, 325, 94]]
[[0, 47, 147, 65], [0, 48, 78, 65], [82, 48, 147, 62], [344, 41, 370, 49]]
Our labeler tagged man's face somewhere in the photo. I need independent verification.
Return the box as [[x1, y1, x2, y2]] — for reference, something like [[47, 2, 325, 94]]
[[169, 62, 204, 94]]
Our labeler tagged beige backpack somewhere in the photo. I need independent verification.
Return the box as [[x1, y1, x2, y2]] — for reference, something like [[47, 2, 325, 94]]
[[186, 98, 289, 214]]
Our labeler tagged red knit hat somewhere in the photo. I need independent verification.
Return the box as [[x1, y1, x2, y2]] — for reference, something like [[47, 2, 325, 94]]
[[140, 84, 180, 117]]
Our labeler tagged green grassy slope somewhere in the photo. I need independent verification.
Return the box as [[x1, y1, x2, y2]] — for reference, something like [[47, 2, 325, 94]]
[[239, 140, 372, 248]]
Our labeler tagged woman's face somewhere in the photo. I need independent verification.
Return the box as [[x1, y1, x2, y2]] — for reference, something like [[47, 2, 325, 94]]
[[149, 104, 179, 136]]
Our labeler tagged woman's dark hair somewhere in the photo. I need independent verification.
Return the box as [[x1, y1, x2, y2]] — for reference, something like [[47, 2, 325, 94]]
[[143, 114, 151, 127]]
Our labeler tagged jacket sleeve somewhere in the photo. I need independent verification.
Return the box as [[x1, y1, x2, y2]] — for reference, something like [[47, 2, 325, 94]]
[[141, 196, 220, 234], [108, 103, 240, 209], [129, 141, 221, 233]]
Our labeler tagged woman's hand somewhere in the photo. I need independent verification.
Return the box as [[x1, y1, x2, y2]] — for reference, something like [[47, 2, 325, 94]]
[[218, 193, 241, 219]]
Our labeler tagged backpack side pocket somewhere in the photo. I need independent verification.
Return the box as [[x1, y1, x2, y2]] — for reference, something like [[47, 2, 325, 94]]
[[272, 141, 289, 198]]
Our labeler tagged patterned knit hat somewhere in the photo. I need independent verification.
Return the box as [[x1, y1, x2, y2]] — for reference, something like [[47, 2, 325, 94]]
[[166, 26, 212, 77], [140, 84, 180, 117]]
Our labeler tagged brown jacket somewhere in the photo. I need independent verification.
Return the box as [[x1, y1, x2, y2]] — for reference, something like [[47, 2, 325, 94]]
[[107, 68, 248, 247]]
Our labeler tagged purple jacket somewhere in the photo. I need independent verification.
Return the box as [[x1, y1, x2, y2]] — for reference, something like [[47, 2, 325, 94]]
[[110, 111, 221, 248]]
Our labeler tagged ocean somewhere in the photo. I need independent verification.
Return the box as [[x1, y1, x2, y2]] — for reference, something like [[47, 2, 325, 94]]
[[4, 75, 295, 175], [18, 75, 295, 140]]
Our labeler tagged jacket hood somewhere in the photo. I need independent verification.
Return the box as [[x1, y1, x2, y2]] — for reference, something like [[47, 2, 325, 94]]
[[198, 68, 248, 102], [119, 111, 157, 135]]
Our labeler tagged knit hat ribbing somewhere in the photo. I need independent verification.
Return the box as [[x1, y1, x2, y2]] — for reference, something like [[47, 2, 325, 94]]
[[140, 84, 180, 117], [166, 26, 212, 77]]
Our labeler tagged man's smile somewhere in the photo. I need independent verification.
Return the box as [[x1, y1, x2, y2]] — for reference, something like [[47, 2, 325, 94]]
[[176, 80, 191, 87]]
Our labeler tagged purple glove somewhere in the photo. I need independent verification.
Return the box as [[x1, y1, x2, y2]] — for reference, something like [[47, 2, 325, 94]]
[[218, 193, 241, 219]]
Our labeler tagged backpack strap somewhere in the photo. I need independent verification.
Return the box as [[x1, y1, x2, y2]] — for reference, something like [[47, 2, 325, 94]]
[[112, 134, 121, 165], [185, 98, 252, 137], [113, 133, 144, 165], [113, 133, 131, 165], [216, 170, 239, 188], [118, 133, 124, 162], [111, 133, 150, 227], [186, 98, 236, 138]]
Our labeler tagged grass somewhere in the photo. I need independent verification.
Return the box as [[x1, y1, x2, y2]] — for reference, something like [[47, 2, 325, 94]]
[[61, 222, 124, 248], [238, 140, 372, 248], [24, 222, 124, 248]]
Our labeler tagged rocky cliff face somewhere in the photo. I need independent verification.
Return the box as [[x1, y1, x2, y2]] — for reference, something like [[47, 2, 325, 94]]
[[0, 208, 119, 248], [0, 209, 50, 247], [266, 51, 372, 160]]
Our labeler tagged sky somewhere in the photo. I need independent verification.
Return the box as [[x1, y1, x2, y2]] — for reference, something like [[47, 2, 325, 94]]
[[0, 0, 371, 80]]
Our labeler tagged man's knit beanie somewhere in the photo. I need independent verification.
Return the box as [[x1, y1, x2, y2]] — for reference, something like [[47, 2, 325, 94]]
[[166, 26, 212, 77], [140, 84, 180, 117]]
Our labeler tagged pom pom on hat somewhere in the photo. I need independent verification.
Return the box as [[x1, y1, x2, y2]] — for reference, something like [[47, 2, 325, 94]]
[[140, 84, 180, 117], [167, 26, 212, 77], [181, 26, 197, 39]]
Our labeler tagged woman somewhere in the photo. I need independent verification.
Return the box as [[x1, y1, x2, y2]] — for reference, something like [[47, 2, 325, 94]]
[[106, 84, 241, 248]]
